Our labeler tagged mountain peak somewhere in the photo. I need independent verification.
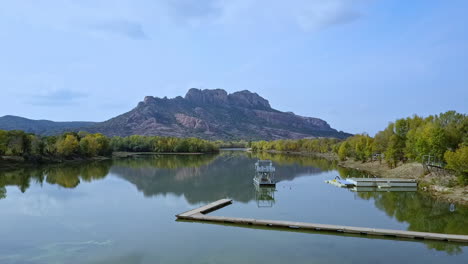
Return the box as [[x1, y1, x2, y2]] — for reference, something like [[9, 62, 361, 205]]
[[228, 90, 270, 109], [143, 96, 156, 103], [185, 88, 228, 105], [184, 88, 271, 109]]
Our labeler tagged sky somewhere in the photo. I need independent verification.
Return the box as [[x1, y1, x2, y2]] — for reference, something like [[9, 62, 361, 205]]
[[0, 0, 467, 135]]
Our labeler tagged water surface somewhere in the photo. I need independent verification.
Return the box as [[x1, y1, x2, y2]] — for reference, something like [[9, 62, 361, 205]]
[[0, 151, 467, 263]]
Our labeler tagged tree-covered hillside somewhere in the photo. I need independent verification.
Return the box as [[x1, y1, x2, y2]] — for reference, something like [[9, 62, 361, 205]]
[[251, 111, 468, 185]]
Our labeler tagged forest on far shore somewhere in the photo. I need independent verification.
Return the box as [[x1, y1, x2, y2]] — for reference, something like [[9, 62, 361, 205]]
[[0, 130, 219, 162], [251, 111, 468, 185]]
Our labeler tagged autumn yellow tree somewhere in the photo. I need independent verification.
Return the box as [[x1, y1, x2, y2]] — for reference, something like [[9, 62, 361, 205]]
[[56, 134, 79, 157]]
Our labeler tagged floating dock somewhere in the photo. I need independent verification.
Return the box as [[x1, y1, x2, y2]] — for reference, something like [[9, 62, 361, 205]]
[[351, 186, 418, 192], [347, 178, 417, 188], [176, 199, 468, 243], [177, 199, 233, 218]]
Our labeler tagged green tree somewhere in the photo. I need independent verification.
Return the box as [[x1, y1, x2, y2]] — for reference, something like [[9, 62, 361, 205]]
[[80, 134, 98, 157], [385, 134, 400, 168], [444, 146, 468, 185], [28, 135, 44, 157], [0, 130, 7, 155], [373, 124, 394, 154], [338, 141, 350, 161], [43, 136, 57, 156], [5, 130, 29, 156], [436, 111, 466, 151]]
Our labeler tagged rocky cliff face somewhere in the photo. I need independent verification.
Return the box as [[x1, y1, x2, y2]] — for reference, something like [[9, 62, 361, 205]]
[[184, 88, 271, 109], [87, 89, 350, 140]]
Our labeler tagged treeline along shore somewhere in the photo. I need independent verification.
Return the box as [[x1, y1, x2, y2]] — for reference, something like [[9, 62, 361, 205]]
[[251, 111, 468, 204], [0, 130, 219, 166]]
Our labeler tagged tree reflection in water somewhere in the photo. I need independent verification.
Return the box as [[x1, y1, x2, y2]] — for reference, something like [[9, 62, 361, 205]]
[[353, 191, 468, 254], [0, 161, 112, 194], [0, 186, 5, 199], [111, 152, 326, 204]]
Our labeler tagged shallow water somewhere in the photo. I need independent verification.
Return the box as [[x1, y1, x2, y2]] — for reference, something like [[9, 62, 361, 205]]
[[0, 151, 467, 263]]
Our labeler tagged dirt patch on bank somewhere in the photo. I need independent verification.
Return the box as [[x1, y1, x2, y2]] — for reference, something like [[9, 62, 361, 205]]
[[338, 160, 425, 179]]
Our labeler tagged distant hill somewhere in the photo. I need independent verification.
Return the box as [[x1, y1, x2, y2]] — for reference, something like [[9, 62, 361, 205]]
[[0, 115, 96, 135], [0, 89, 352, 140]]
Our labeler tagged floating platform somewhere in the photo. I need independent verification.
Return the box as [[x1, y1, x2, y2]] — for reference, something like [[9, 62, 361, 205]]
[[351, 186, 418, 192], [253, 177, 276, 187], [176, 199, 468, 243], [254, 160, 276, 187], [347, 178, 417, 188]]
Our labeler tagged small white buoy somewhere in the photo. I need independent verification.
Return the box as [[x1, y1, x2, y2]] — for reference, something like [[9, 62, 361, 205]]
[[450, 203, 455, 212]]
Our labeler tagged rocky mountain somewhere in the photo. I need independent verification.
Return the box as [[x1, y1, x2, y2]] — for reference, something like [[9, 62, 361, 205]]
[[0, 115, 95, 135], [86, 89, 351, 140], [0, 89, 351, 140]]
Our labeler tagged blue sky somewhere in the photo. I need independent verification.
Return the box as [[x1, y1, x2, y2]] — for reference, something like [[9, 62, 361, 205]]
[[1, 0, 467, 135]]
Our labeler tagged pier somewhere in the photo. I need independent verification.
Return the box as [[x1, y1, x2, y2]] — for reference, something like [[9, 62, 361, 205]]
[[346, 178, 417, 188], [176, 199, 468, 243], [326, 177, 418, 190]]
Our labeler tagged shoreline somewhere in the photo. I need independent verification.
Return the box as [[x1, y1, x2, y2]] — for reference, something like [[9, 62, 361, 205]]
[[257, 150, 468, 206], [0, 155, 111, 170], [112, 151, 209, 158], [0, 151, 216, 170]]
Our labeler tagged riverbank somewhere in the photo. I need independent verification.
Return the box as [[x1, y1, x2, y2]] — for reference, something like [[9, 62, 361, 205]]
[[257, 150, 468, 205]]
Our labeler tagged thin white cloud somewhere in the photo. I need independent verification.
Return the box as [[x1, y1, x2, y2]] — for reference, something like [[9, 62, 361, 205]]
[[86, 20, 149, 40], [0, 0, 366, 34], [0, 0, 149, 40], [294, 1, 363, 31], [27, 89, 87, 106], [160, 0, 366, 31]]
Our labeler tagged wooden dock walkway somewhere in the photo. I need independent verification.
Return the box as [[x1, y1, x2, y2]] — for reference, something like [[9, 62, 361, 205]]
[[176, 199, 468, 243], [177, 198, 233, 218]]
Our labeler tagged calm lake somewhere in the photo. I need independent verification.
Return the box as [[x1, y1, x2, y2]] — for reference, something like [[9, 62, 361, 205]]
[[1, 150, 467, 264]]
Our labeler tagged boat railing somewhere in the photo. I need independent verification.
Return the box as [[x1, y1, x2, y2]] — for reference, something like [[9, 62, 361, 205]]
[[255, 165, 276, 172]]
